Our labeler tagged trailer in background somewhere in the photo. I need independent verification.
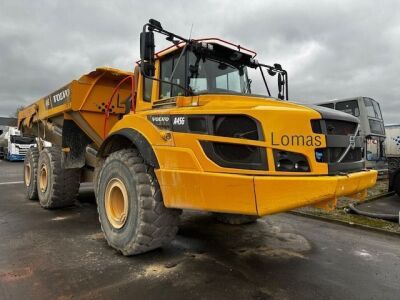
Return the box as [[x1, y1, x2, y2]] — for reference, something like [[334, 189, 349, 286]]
[[385, 124, 400, 195]]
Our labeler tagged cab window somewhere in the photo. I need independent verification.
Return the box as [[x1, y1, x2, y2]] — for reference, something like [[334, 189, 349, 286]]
[[335, 100, 360, 117], [187, 51, 247, 94], [143, 77, 153, 102], [364, 98, 382, 119], [159, 54, 185, 99]]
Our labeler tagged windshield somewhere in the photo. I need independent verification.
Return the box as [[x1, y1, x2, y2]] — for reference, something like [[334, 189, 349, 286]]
[[335, 100, 360, 117], [10, 135, 36, 144], [158, 48, 284, 100], [364, 97, 382, 119], [187, 52, 249, 95]]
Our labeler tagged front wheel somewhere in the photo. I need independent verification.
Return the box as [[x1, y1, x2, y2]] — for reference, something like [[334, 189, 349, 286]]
[[96, 148, 180, 256]]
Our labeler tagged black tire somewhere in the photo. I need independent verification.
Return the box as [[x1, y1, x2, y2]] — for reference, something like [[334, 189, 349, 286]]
[[93, 157, 105, 199], [24, 147, 39, 200], [214, 213, 258, 225], [37, 147, 81, 209], [96, 148, 180, 256]]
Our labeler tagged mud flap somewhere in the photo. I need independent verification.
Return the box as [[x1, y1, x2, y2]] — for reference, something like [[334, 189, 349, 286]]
[[61, 120, 92, 169]]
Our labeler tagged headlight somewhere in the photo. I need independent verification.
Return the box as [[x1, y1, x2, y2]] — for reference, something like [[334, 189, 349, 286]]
[[273, 150, 310, 172]]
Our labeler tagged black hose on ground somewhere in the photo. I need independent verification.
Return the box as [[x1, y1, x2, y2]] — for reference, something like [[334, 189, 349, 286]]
[[348, 203, 399, 221]]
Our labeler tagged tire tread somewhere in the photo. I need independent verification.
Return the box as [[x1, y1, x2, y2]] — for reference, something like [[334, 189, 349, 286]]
[[96, 148, 180, 255]]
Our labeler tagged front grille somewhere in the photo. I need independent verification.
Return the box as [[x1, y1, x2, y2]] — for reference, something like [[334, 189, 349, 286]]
[[312, 119, 364, 173], [213, 115, 260, 140], [200, 141, 268, 170], [342, 148, 363, 162], [325, 120, 357, 135], [316, 147, 363, 163], [311, 119, 358, 135], [17, 148, 28, 155]]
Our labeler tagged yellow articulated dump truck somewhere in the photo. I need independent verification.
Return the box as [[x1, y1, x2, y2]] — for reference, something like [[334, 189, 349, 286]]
[[18, 19, 377, 255]]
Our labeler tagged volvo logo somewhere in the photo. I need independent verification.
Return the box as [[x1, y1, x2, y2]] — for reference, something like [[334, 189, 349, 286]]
[[349, 135, 356, 149]]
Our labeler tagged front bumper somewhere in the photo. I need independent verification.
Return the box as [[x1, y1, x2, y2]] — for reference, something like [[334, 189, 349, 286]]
[[157, 169, 378, 216], [254, 170, 377, 215], [7, 154, 25, 161]]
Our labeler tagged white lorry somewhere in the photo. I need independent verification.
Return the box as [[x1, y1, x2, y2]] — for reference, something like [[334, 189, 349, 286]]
[[0, 127, 36, 161], [385, 124, 400, 195]]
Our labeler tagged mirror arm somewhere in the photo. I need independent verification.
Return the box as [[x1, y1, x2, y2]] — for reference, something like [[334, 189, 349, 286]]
[[257, 63, 289, 100], [259, 67, 271, 97], [143, 23, 189, 44]]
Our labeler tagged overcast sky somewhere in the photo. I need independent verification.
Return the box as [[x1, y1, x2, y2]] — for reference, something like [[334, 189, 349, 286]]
[[0, 0, 399, 123]]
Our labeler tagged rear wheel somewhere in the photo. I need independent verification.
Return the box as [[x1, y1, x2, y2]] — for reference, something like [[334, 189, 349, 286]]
[[24, 147, 39, 200], [96, 148, 180, 256], [37, 147, 81, 209], [214, 213, 258, 225]]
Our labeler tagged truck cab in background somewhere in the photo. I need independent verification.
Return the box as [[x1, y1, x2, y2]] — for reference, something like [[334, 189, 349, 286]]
[[316, 97, 387, 176], [0, 127, 36, 161]]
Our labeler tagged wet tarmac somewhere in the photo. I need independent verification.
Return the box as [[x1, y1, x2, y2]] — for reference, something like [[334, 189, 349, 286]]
[[0, 160, 399, 299]]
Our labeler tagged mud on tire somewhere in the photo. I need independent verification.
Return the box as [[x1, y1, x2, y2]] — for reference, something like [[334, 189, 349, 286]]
[[96, 148, 180, 256], [37, 147, 81, 209], [214, 213, 258, 225], [24, 147, 39, 200]]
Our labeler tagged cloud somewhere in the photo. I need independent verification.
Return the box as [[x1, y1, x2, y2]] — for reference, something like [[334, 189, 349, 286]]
[[0, 0, 399, 123]]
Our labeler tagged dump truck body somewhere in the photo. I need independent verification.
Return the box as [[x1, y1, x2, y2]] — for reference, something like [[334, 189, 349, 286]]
[[19, 67, 133, 172], [18, 19, 377, 255]]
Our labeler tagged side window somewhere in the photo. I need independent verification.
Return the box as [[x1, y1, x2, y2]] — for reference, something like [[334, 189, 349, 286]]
[[171, 57, 185, 97], [143, 77, 153, 102], [364, 98, 383, 119], [159, 54, 185, 99], [364, 98, 376, 118], [160, 57, 173, 99]]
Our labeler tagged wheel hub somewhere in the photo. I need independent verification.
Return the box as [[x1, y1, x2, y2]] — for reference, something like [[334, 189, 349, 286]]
[[105, 178, 129, 229], [39, 164, 48, 193], [24, 162, 31, 187]]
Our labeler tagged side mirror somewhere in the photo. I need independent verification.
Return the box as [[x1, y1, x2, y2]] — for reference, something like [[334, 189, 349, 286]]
[[140, 31, 155, 77]]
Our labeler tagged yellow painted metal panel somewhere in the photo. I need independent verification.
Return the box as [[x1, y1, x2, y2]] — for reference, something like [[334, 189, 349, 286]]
[[156, 169, 257, 214], [254, 170, 377, 215]]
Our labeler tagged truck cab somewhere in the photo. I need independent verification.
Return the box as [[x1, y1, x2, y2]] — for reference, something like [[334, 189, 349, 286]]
[[1, 127, 36, 161], [317, 97, 387, 177]]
